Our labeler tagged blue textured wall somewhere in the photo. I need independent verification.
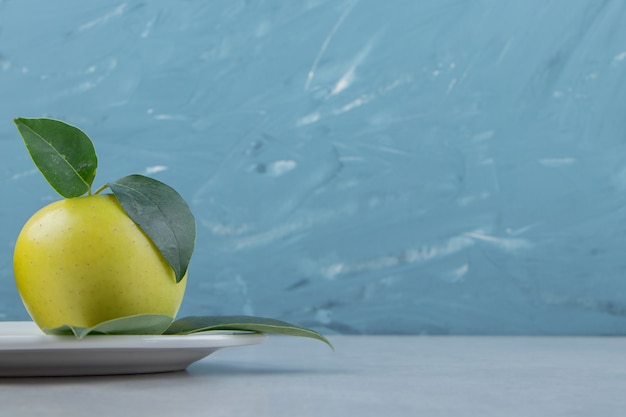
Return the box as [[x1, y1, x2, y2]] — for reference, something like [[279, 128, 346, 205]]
[[2, 1, 626, 334]]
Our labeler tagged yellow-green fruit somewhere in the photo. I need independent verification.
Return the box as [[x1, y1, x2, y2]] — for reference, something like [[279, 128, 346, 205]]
[[13, 194, 186, 330]]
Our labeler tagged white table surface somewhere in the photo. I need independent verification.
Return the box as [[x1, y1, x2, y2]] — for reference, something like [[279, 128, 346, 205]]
[[2, 335, 626, 416]]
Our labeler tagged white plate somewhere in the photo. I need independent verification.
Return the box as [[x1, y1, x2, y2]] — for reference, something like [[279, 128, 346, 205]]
[[0, 321, 265, 377]]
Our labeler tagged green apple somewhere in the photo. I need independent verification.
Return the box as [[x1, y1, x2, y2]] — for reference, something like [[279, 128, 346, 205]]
[[13, 193, 186, 330]]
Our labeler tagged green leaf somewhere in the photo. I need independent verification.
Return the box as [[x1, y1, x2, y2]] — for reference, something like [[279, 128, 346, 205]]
[[13, 117, 98, 198], [164, 315, 334, 350], [108, 174, 196, 282], [42, 314, 333, 349], [43, 314, 174, 339]]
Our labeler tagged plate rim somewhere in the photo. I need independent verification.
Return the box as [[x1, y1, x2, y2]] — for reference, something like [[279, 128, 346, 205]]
[[0, 321, 266, 377]]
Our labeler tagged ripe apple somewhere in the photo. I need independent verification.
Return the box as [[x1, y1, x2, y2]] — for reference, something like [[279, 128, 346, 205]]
[[13, 193, 186, 330]]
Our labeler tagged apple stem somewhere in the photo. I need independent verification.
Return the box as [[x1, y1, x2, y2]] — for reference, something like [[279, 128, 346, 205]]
[[93, 183, 110, 195]]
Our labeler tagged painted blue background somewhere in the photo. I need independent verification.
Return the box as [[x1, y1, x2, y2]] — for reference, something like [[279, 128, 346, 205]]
[[1, 1, 626, 334]]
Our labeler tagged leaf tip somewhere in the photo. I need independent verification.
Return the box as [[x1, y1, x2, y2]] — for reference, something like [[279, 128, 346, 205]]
[[323, 338, 335, 351], [306, 331, 334, 351]]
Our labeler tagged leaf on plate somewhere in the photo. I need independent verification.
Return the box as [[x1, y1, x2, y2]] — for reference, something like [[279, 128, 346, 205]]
[[13, 117, 98, 198], [108, 174, 196, 283], [164, 315, 334, 350], [43, 314, 174, 339]]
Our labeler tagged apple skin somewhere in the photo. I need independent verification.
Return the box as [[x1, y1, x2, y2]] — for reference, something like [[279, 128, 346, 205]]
[[13, 194, 186, 330]]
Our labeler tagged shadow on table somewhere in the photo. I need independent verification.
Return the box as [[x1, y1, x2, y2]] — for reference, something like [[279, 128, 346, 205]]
[[0, 361, 344, 385]]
